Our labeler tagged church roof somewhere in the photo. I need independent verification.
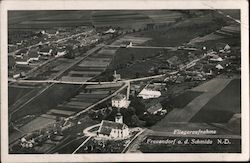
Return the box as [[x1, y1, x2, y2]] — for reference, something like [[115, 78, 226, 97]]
[[98, 120, 127, 136]]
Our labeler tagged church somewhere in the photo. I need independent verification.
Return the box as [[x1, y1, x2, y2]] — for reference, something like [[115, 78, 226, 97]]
[[97, 113, 130, 139]]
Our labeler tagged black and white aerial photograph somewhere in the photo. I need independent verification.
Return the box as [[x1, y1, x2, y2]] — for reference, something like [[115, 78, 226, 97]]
[[6, 9, 242, 155], [1, 0, 248, 161]]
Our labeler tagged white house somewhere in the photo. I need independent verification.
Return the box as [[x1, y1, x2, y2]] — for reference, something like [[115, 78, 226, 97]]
[[111, 94, 130, 109], [39, 47, 52, 56], [56, 49, 67, 57], [15, 56, 29, 65], [104, 28, 116, 34], [216, 64, 224, 70], [210, 56, 223, 62], [28, 49, 40, 62], [138, 88, 161, 99], [97, 120, 129, 139]]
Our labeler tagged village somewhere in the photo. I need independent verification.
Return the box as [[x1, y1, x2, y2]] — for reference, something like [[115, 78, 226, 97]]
[[8, 10, 241, 154]]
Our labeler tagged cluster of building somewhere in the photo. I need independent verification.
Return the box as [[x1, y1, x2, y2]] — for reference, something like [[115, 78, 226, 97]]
[[8, 27, 100, 78]]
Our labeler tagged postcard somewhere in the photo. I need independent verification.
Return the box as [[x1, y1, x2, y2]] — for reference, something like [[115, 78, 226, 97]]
[[1, 0, 249, 162]]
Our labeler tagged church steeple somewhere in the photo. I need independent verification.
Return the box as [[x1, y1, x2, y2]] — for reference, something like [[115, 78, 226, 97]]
[[115, 108, 123, 123]]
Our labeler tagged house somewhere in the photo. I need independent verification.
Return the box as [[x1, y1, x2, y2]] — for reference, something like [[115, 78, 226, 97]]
[[39, 46, 52, 56], [15, 48, 29, 57], [56, 48, 67, 57], [111, 94, 130, 109], [28, 48, 40, 62], [216, 64, 224, 70], [209, 55, 223, 62], [167, 56, 179, 67], [97, 120, 129, 139], [224, 44, 231, 51], [175, 76, 185, 83], [15, 55, 29, 65], [138, 88, 161, 99], [147, 103, 163, 115], [42, 29, 59, 38], [104, 28, 116, 34]]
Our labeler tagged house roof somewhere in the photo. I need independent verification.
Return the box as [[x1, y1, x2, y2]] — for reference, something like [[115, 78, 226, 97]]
[[18, 48, 28, 54], [28, 48, 39, 58], [46, 29, 58, 34], [39, 46, 51, 53], [98, 120, 127, 136], [176, 76, 185, 82], [15, 56, 28, 62], [147, 103, 162, 113], [167, 56, 179, 65], [112, 94, 126, 101], [216, 64, 224, 69]]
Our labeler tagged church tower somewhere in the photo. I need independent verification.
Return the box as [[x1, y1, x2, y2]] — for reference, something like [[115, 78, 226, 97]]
[[115, 108, 123, 124]]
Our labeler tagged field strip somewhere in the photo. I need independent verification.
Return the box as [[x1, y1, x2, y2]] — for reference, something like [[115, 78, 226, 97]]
[[72, 136, 92, 154], [156, 78, 232, 123]]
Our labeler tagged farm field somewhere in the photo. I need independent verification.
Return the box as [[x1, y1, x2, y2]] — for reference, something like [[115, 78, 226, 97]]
[[190, 79, 241, 123], [8, 10, 184, 30], [8, 86, 38, 106], [132, 13, 225, 47], [152, 77, 233, 127], [20, 116, 56, 133], [57, 136, 88, 154], [169, 91, 203, 108]]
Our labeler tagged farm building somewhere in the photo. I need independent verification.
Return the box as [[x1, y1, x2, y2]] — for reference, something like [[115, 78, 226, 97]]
[[97, 120, 129, 139], [138, 88, 161, 99], [147, 103, 163, 115], [111, 94, 130, 109]]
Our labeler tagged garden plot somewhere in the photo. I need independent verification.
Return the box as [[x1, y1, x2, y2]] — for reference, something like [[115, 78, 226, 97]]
[[20, 116, 56, 133]]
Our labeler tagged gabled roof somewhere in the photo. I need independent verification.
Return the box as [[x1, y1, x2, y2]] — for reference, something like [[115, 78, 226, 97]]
[[167, 56, 179, 65], [147, 103, 162, 113], [112, 94, 126, 101], [15, 56, 29, 62], [28, 48, 39, 58], [98, 120, 127, 136], [39, 46, 51, 53]]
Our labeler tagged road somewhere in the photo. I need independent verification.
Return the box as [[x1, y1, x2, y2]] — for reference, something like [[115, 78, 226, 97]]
[[72, 136, 92, 154], [9, 72, 176, 85], [122, 128, 146, 153], [107, 45, 178, 51]]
